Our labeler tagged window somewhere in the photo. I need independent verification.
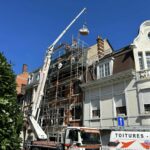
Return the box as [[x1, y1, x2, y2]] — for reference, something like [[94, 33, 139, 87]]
[[138, 52, 144, 70], [58, 108, 64, 125], [91, 100, 100, 118], [116, 106, 127, 116], [148, 32, 150, 39], [141, 89, 150, 114], [81, 131, 100, 144], [71, 105, 82, 120], [105, 63, 110, 76], [144, 104, 150, 113], [68, 129, 78, 141], [99, 64, 104, 78], [146, 52, 150, 69], [28, 74, 33, 84], [114, 94, 126, 116], [58, 85, 66, 97], [92, 109, 100, 118], [36, 74, 40, 81], [99, 62, 110, 78]]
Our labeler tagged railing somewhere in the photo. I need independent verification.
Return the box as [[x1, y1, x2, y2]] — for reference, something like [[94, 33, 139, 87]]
[[136, 69, 150, 81]]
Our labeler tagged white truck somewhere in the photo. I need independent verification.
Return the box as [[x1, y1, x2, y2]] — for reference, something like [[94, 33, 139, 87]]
[[108, 130, 150, 150], [30, 126, 101, 150]]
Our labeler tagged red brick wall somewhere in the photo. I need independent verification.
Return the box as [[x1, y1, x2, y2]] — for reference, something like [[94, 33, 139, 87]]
[[16, 72, 29, 95]]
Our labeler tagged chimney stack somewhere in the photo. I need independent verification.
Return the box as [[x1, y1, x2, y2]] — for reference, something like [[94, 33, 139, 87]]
[[97, 36, 104, 59], [22, 64, 28, 73]]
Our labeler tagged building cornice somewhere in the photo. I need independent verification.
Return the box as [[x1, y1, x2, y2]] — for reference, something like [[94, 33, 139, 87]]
[[81, 69, 135, 90]]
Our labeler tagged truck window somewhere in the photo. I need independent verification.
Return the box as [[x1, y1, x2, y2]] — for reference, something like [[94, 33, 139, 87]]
[[68, 129, 78, 141], [81, 131, 100, 144]]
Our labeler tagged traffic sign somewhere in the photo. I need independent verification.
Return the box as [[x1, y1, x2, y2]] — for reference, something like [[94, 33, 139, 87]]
[[117, 117, 124, 127]]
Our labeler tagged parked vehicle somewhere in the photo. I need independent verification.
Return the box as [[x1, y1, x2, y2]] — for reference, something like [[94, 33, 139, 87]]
[[108, 130, 150, 150]]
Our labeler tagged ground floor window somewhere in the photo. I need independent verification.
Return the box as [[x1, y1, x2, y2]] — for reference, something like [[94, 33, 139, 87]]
[[116, 106, 127, 116], [114, 94, 126, 116], [141, 89, 150, 114], [91, 99, 100, 118], [92, 109, 100, 118], [144, 104, 150, 113]]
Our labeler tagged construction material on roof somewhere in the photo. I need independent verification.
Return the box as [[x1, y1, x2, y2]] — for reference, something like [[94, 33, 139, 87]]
[[79, 25, 89, 35]]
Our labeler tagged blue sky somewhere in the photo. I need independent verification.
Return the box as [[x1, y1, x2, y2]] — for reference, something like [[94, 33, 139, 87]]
[[0, 0, 149, 74]]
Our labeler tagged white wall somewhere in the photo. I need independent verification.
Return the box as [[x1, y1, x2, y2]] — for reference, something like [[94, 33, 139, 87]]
[[83, 20, 150, 130], [83, 76, 141, 129]]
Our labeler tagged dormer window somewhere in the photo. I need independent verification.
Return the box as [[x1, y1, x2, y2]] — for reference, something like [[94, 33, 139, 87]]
[[99, 62, 110, 78], [97, 59, 113, 79], [99, 64, 104, 78], [105, 63, 110, 76]]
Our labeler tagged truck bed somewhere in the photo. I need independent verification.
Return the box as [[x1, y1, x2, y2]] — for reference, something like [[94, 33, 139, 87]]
[[31, 140, 60, 149]]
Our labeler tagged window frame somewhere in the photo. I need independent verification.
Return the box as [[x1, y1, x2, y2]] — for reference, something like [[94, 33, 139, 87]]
[[92, 109, 100, 118], [98, 61, 111, 79], [138, 52, 144, 70], [146, 52, 150, 69], [91, 99, 100, 118], [71, 104, 82, 120], [144, 104, 150, 114], [114, 94, 127, 117], [116, 106, 127, 116]]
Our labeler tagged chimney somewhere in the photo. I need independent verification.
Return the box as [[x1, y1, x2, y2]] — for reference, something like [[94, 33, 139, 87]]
[[22, 64, 28, 73], [97, 36, 104, 59]]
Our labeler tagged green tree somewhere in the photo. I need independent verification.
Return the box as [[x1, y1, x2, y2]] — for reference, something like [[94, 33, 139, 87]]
[[0, 52, 23, 150]]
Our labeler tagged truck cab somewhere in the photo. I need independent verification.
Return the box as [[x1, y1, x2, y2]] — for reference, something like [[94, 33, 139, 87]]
[[64, 127, 101, 150]]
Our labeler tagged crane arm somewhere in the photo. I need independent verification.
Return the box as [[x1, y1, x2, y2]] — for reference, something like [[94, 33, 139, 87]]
[[29, 8, 87, 140], [46, 7, 86, 55]]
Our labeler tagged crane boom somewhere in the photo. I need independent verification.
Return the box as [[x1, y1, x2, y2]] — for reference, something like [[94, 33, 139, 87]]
[[29, 8, 86, 140]]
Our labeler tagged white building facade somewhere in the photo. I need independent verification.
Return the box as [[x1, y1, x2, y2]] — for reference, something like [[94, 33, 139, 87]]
[[81, 20, 150, 144]]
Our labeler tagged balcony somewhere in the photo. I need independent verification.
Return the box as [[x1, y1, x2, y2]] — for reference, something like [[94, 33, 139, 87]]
[[136, 69, 150, 81]]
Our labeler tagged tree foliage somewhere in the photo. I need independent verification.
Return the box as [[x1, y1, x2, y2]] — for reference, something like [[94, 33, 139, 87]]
[[0, 52, 23, 150]]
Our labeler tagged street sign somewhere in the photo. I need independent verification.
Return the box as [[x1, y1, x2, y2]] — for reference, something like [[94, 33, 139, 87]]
[[117, 117, 124, 127]]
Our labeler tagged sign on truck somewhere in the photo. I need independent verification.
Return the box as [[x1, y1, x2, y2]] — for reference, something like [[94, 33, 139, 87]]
[[108, 131, 150, 150]]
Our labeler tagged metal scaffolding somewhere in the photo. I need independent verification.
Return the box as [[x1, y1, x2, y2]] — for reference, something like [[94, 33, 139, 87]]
[[38, 39, 88, 140]]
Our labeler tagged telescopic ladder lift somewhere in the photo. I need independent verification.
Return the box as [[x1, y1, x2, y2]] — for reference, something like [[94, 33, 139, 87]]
[[29, 8, 89, 140]]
